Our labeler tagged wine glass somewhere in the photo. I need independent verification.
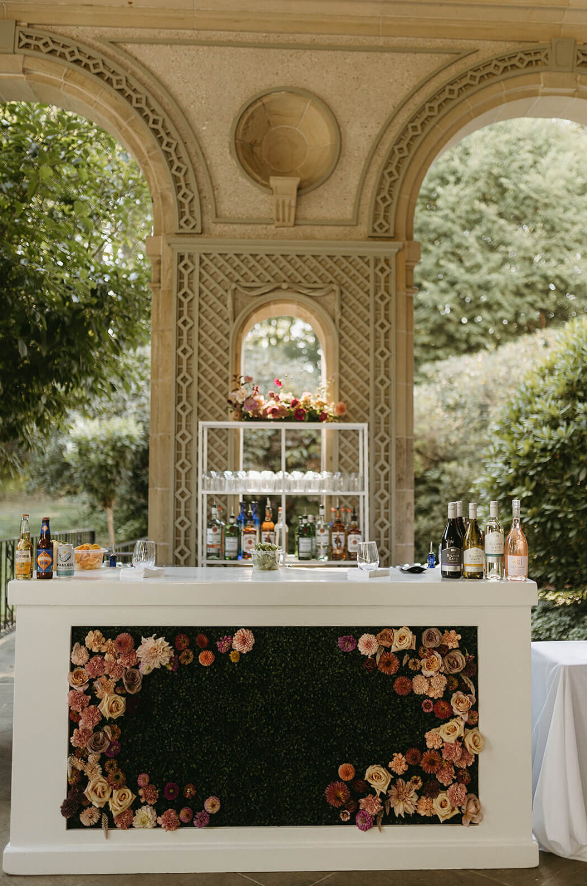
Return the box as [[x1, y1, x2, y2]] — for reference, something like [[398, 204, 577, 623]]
[[133, 540, 156, 573], [357, 541, 379, 572]]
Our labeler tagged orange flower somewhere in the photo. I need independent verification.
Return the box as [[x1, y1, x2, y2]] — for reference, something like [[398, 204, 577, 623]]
[[377, 652, 400, 675], [334, 401, 347, 417], [338, 763, 355, 782], [229, 651, 240, 663], [198, 650, 215, 666]]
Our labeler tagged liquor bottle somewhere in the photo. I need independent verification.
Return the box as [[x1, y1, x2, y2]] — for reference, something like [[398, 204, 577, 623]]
[[206, 505, 224, 560], [261, 500, 276, 544], [346, 507, 362, 561], [251, 501, 261, 543], [315, 504, 330, 562], [505, 499, 528, 581], [440, 502, 462, 579], [36, 517, 53, 580], [427, 542, 436, 569], [330, 503, 346, 562], [236, 501, 247, 559], [297, 515, 312, 561], [307, 514, 316, 558], [224, 514, 240, 561], [242, 507, 257, 560], [15, 514, 33, 580], [484, 500, 505, 581], [275, 506, 289, 556], [455, 501, 466, 541], [462, 503, 484, 580]]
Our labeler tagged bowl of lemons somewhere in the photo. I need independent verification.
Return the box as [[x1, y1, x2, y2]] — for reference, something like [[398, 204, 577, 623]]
[[74, 544, 107, 571]]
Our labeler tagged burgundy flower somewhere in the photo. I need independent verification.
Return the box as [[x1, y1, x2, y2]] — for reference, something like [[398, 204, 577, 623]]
[[125, 696, 141, 715], [69, 710, 81, 723], [175, 634, 190, 651], [423, 779, 442, 799], [457, 769, 472, 786], [193, 810, 210, 828], [294, 407, 306, 421], [351, 779, 369, 794], [345, 799, 357, 813], [290, 398, 299, 407], [393, 676, 412, 696], [164, 782, 180, 801], [105, 740, 121, 758], [405, 748, 422, 766], [319, 412, 328, 422], [195, 634, 209, 649], [114, 633, 135, 654], [434, 699, 453, 719], [338, 635, 357, 652], [325, 781, 351, 808], [60, 798, 79, 818], [362, 659, 376, 673], [463, 657, 477, 677], [168, 655, 180, 671], [355, 810, 373, 832]]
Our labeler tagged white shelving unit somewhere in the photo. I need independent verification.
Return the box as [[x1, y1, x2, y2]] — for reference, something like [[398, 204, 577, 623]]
[[197, 420, 369, 566]]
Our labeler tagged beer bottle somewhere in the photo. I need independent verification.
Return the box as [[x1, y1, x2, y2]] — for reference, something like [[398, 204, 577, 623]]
[[36, 517, 53, 580], [16, 514, 33, 580]]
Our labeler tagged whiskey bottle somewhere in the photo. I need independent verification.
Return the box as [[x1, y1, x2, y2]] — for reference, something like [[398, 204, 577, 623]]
[[36, 517, 53, 580], [297, 515, 312, 561], [224, 513, 240, 561], [346, 507, 362, 561], [330, 503, 346, 562], [315, 504, 329, 561], [241, 507, 257, 560], [261, 500, 275, 544], [15, 514, 33, 580], [206, 505, 224, 560]]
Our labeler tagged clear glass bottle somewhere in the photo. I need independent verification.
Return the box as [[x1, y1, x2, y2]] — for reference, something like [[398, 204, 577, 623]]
[[297, 515, 312, 561], [307, 514, 316, 558], [463, 502, 484, 580], [241, 507, 256, 560], [275, 506, 289, 558], [440, 502, 462, 579], [224, 513, 240, 561], [251, 501, 261, 543], [315, 504, 330, 561], [261, 499, 275, 544], [15, 514, 33, 580], [346, 507, 362, 561], [484, 500, 505, 581], [506, 499, 528, 581], [206, 505, 224, 560], [330, 503, 346, 562]]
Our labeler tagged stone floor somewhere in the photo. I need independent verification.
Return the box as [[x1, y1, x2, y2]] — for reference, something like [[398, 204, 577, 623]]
[[0, 631, 584, 886]]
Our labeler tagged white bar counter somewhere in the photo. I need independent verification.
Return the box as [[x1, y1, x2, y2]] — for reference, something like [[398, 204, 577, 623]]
[[4, 567, 539, 875]]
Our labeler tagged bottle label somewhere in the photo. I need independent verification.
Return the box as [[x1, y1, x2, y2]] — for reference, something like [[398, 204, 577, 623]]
[[15, 550, 31, 577], [225, 537, 239, 557], [298, 538, 312, 555], [463, 547, 484, 571], [485, 531, 504, 555], [206, 527, 221, 548], [36, 549, 53, 574], [507, 555, 528, 577], [347, 534, 362, 553], [261, 531, 276, 544], [242, 534, 256, 553], [332, 533, 345, 555], [441, 547, 461, 572]]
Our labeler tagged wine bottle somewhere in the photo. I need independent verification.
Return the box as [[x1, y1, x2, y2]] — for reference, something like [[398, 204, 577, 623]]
[[484, 500, 504, 581], [307, 514, 316, 558], [462, 503, 484, 580], [455, 501, 466, 541], [505, 499, 528, 581], [440, 502, 462, 579]]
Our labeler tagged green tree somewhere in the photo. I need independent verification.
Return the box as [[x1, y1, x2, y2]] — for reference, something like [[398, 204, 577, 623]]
[[0, 102, 152, 470], [243, 316, 323, 396], [477, 316, 587, 590], [414, 118, 587, 369]]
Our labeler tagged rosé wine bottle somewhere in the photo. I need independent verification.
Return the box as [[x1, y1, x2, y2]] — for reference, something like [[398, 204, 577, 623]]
[[505, 499, 528, 581]]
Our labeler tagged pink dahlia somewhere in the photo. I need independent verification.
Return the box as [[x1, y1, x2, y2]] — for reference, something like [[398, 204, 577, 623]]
[[232, 629, 255, 654], [194, 810, 210, 828], [359, 794, 382, 816], [325, 781, 351, 808], [447, 782, 467, 808], [158, 809, 180, 831], [357, 634, 379, 657], [114, 633, 134, 654], [204, 796, 221, 814], [355, 810, 373, 831]]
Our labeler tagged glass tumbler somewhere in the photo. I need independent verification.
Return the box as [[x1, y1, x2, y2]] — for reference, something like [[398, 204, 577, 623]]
[[133, 540, 156, 572], [357, 541, 379, 572]]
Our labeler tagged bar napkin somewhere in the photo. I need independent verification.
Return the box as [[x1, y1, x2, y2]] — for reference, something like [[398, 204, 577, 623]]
[[120, 566, 166, 581], [347, 568, 390, 581]]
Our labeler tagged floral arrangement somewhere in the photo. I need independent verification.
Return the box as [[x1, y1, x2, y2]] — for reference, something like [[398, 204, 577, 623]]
[[228, 375, 346, 422], [328, 626, 484, 831], [62, 627, 255, 831]]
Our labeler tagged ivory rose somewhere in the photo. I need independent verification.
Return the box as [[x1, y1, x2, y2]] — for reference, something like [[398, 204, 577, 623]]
[[451, 691, 475, 720], [391, 627, 416, 653], [421, 650, 444, 677], [364, 764, 392, 796], [109, 787, 136, 817], [437, 718, 465, 744], [84, 776, 111, 808], [443, 650, 466, 674], [422, 628, 442, 648], [432, 792, 459, 823], [68, 668, 89, 690], [98, 692, 126, 720], [464, 728, 485, 755], [376, 629, 394, 648], [462, 794, 483, 826]]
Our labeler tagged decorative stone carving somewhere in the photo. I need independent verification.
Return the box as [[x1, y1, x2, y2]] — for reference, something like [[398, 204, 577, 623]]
[[270, 175, 300, 227], [227, 281, 340, 326], [232, 88, 340, 196]]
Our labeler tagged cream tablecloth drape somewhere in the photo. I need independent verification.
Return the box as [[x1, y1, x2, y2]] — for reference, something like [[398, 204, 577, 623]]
[[532, 641, 587, 862]]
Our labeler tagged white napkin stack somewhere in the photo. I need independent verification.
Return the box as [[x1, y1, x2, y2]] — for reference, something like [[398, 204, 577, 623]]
[[119, 566, 166, 581]]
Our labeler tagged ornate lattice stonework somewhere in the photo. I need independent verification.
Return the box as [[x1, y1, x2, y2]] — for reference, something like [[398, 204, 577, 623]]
[[371, 40, 586, 237], [16, 26, 201, 234], [171, 241, 402, 567]]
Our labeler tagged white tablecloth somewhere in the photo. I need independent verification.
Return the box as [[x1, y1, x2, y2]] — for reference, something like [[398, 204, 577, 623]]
[[532, 641, 587, 861]]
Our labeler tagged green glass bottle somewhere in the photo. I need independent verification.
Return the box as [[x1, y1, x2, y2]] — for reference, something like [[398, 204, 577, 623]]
[[297, 514, 312, 561], [224, 513, 240, 561]]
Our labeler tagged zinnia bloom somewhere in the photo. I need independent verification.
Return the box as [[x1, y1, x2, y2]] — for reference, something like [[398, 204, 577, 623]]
[[357, 634, 379, 657], [340, 810, 350, 822], [107, 770, 126, 788], [217, 636, 232, 653], [378, 652, 400, 675], [422, 699, 434, 713], [423, 779, 442, 799], [175, 634, 190, 651], [457, 769, 472, 786], [387, 778, 418, 817], [180, 650, 194, 665], [389, 753, 408, 775], [183, 783, 196, 798], [195, 634, 208, 649], [434, 700, 452, 720], [337, 635, 357, 652], [193, 810, 210, 828], [105, 740, 121, 758], [338, 763, 355, 782], [230, 651, 240, 663], [164, 783, 180, 801], [180, 807, 194, 824], [199, 650, 215, 666], [355, 810, 373, 832], [232, 628, 255, 654], [114, 633, 134, 654], [158, 809, 180, 831], [393, 676, 412, 696], [405, 748, 422, 766], [468, 710, 479, 726], [359, 794, 382, 816], [420, 750, 441, 774], [204, 796, 221, 814], [80, 807, 100, 826], [325, 781, 351, 808]]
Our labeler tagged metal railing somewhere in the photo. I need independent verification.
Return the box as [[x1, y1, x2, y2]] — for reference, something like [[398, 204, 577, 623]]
[[0, 528, 96, 635]]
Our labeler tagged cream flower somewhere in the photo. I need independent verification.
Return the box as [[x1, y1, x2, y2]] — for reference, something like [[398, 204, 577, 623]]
[[136, 634, 172, 670], [462, 794, 483, 826], [364, 764, 392, 795], [85, 630, 106, 652], [386, 778, 418, 817], [109, 787, 136, 817], [71, 643, 89, 666], [412, 675, 429, 695], [421, 650, 444, 677], [433, 792, 459, 822], [437, 718, 465, 744], [357, 634, 379, 657], [391, 627, 416, 653], [451, 691, 474, 720], [133, 805, 157, 829], [98, 692, 126, 720], [68, 668, 89, 691], [84, 776, 111, 808], [464, 728, 485, 755]]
